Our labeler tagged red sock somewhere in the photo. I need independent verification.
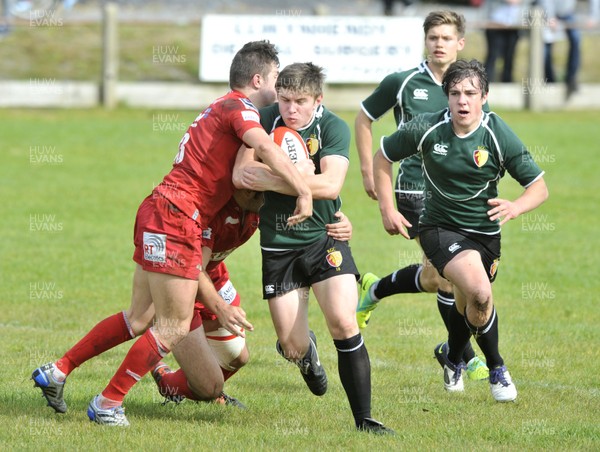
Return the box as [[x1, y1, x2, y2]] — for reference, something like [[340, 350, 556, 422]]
[[55, 311, 135, 376], [158, 369, 198, 400], [102, 328, 169, 403]]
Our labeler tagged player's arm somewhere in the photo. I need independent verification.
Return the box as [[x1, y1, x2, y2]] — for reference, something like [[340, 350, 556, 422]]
[[373, 148, 412, 239], [487, 177, 549, 226], [355, 109, 378, 200], [233, 144, 315, 193], [197, 246, 253, 337], [242, 128, 312, 225], [236, 154, 347, 201]]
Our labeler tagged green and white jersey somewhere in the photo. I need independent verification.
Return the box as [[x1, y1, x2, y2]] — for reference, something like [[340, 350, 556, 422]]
[[381, 110, 545, 234], [361, 61, 448, 193], [259, 103, 350, 250], [362, 61, 490, 193]]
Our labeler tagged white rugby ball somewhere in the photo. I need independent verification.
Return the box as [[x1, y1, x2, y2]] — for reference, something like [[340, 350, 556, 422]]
[[270, 126, 309, 164]]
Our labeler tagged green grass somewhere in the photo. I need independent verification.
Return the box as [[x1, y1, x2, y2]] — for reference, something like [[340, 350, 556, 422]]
[[1, 22, 599, 83], [1, 107, 599, 449]]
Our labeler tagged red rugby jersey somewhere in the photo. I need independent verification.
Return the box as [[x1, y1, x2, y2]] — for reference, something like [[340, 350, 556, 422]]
[[154, 90, 262, 228]]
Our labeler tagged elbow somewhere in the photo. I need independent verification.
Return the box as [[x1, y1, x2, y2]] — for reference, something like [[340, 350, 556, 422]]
[[318, 182, 343, 200]]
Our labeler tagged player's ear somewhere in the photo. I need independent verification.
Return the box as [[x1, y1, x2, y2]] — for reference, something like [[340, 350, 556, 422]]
[[315, 94, 324, 106], [251, 73, 261, 89]]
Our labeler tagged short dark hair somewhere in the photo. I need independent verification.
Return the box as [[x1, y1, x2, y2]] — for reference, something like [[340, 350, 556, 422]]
[[276, 62, 325, 98], [442, 59, 489, 97], [229, 40, 279, 90], [423, 10, 466, 38]]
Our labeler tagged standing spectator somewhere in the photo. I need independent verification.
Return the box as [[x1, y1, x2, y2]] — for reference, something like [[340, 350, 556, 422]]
[[484, 0, 529, 83], [539, 0, 600, 98]]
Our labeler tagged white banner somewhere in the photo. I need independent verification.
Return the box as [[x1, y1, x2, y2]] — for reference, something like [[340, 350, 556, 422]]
[[200, 15, 424, 84]]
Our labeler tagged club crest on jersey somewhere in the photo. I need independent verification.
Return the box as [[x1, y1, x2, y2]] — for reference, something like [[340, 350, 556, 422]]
[[326, 247, 343, 269], [473, 147, 489, 168], [306, 136, 319, 157]]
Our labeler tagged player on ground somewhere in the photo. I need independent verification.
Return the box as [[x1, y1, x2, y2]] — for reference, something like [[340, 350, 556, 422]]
[[354, 11, 488, 381], [151, 189, 353, 407], [31, 40, 313, 426], [373, 59, 548, 402], [234, 62, 394, 434]]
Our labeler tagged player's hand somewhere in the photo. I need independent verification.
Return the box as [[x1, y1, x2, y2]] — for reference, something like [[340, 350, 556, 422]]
[[326, 211, 352, 241], [287, 193, 312, 225], [381, 208, 412, 239], [487, 198, 520, 226], [214, 303, 253, 338], [362, 173, 378, 200]]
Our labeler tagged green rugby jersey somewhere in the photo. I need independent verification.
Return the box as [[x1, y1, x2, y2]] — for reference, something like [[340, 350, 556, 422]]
[[381, 110, 544, 234], [259, 103, 350, 250], [362, 61, 489, 193]]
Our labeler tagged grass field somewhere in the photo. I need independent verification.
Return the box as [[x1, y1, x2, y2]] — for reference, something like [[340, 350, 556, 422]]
[[1, 107, 599, 450]]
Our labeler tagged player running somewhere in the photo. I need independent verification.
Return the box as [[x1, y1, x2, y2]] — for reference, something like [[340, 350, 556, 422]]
[[373, 59, 548, 402], [354, 11, 488, 381]]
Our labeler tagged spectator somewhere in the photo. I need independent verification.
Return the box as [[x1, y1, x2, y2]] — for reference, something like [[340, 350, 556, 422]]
[[484, 0, 529, 83], [538, 0, 600, 98]]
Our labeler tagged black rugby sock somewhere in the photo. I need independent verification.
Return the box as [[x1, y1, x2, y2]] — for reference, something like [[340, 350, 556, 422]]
[[373, 264, 423, 299], [334, 334, 371, 426], [466, 307, 503, 369], [447, 304, 472, 365], [437, 291, 476, 363]]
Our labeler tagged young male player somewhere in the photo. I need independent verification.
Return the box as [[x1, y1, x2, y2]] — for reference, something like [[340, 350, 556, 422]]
[[354, 11, 488, 381], [234, 62, 394, 434], [373, 59, 548, 402], [31, 40, 313, 426]]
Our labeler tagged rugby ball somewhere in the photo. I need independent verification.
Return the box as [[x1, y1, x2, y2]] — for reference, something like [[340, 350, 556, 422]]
[[270, 126, 309, 164]]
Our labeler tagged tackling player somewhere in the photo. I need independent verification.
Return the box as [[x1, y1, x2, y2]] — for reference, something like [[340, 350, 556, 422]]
[[151, 189, 353, 407], [32, 40, 313, 426], [373, 59, 548, 402]]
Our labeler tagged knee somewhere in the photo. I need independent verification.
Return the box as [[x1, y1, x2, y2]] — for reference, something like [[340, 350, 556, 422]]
[[466, 286, 493, 312], [125, 309, 153, 337], [419, 266, 445, 293]]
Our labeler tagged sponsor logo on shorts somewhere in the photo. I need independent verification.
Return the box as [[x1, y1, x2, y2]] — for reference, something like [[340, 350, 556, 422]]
[[413, 88, 429, 100], [265, 284, 275, 295], [448, 242, 461, 254], [473, 147, 489, 168], [490, 258, 500, 278], [143, 232, 166, 263], [325, 247, 343, 269], [202, 227, 212, 240]]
